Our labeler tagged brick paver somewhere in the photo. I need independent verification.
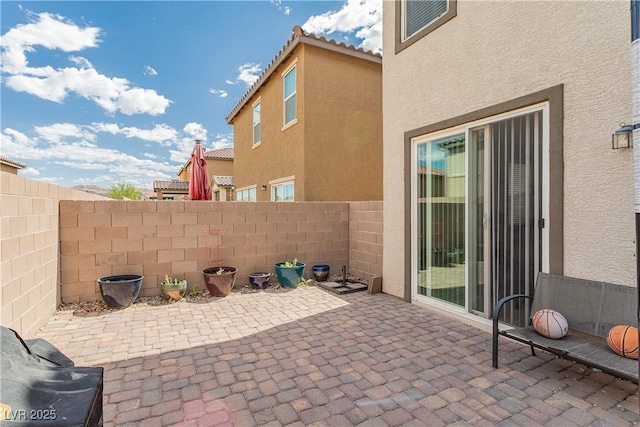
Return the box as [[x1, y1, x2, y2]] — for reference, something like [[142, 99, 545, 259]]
[[35, 287, 640, 426]]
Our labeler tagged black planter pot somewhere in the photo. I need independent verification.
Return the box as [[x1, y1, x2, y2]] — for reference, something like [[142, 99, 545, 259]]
[[248, 272, 271, 289], [97, 275, 143, 309]]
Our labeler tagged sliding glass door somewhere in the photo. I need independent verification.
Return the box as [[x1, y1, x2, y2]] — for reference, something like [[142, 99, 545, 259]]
[[416, 134, 466, 307], [415, 109, 544, 326]]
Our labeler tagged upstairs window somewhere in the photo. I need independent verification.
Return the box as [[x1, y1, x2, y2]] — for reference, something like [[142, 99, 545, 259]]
[[397, 0, 457, 52], [283, 65, 297, 126], [252, 101, 261, 146]]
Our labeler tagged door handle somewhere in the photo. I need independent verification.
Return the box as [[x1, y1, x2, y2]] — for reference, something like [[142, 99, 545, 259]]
[[483, 213, 489, 229]]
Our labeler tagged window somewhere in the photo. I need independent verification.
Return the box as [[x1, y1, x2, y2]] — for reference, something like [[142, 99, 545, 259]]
[[396, 0, 457, 52], [236, 187, 256, 202], [252, 101, 261, 146], [271, 181, 294, 202], [283, 65, 297, 126]]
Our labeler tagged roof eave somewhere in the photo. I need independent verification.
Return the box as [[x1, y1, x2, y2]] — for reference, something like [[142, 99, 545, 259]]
[[225, 32, 382, 124]]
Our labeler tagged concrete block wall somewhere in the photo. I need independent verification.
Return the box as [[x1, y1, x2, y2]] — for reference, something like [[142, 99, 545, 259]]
[[59, 201, 351, 302], [0, 173, 105, 338], [349, 201, 383, 281]]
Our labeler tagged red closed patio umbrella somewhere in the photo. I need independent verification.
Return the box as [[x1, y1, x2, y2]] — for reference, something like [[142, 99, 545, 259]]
[[188, 140, 212, 201]]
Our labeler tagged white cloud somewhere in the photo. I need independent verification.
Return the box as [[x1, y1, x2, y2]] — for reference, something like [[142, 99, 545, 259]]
[[19, 167, 40, 177], [183, 122, 207, 140], [284, 7, 291, 16], [225, 79, 234, 85], [2, 128, 33, 146], [302, 0, 382, 53], [209, 88, 228, 98], [0, 12, 101, 74], [143, 152, 158, 159], [115, 88, 171, 116], [35, 122, 96, 143], [0, 11, 172, 116], [1, 127, 180, 188], [144, 65, 158, 76], [210, 133, 233, 150], [92, 122, 177, 145], [69, 55, 93, 69], [236, 63, 262, 87]]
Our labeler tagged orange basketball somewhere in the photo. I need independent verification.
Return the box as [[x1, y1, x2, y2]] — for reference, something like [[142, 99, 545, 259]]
[[607, 325, 639, 359]]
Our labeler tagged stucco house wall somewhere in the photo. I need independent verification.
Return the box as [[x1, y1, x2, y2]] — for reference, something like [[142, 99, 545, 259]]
[[229, 27, 382, 202], [304, 44, 383, 201], [382, 0, 634, 299], [231, 51, 307, 201]]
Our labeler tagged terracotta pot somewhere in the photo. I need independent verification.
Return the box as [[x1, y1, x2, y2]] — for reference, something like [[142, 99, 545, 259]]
[[202, 267, 237, 297]]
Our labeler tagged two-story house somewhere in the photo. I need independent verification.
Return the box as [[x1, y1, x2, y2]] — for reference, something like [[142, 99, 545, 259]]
[[382, 1, 634, 327], [226, 26, 382, 202]]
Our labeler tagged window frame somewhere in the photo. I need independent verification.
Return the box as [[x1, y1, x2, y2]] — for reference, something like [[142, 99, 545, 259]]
[[252, 99, 261, 148], [270, 176, 295, 202], [236, 186, 257, 202], [395, 0, 457, 53], [282, 62, 297, 129]]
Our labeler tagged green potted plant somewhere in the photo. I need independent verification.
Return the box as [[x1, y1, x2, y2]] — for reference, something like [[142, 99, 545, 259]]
[[160, 274, 188, 301], [274, 258, 306, 288]]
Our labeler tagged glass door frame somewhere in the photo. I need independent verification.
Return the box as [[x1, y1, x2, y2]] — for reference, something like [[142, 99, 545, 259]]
[[411, 102, 550, 325]]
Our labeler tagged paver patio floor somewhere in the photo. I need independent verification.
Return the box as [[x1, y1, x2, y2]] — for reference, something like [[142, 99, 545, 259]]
[[35, 287, 639, 426]]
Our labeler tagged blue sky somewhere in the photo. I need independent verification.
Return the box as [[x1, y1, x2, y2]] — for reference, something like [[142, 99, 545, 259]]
[[0, 0, 382, 189]]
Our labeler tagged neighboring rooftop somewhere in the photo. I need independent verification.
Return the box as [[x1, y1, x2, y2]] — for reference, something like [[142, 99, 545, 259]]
[[153, 180, 190, 191], [0, 155, 26, 170], [206, 146, 234, 160], [212, 175, 234, 188], [226, 25, 382, 123]]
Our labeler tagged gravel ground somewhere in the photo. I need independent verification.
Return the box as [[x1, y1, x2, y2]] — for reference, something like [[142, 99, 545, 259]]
[[56, 274, 366, 315]]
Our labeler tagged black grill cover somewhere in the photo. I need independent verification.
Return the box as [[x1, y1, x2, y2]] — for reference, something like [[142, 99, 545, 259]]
[[0, 327, 103, 426]]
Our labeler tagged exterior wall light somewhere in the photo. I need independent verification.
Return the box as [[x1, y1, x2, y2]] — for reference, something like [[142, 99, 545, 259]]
[[612, 123, 638, 149], [261, 185, 267, 191]]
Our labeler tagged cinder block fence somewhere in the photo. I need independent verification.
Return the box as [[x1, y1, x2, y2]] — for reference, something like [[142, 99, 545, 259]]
[[59, 200, 353, 302], [1, 173, 383, 337]]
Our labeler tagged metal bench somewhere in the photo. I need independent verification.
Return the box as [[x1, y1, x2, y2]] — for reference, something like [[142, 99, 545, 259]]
[[492, 272, 638, 383]]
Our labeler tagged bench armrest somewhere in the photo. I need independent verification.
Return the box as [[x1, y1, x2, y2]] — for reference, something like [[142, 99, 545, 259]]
[[492, 294, 533, 368]]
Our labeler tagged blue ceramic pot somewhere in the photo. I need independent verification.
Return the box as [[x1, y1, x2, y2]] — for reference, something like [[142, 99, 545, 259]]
[[274, 262, 305, 288], [312, 265, 330, 281], [248, 272, 271, 289]]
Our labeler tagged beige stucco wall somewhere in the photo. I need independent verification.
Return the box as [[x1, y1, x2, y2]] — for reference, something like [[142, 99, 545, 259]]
[[0, 173, 106, 338], [304, 45, 383, 201], [383, 0, 634, 298]]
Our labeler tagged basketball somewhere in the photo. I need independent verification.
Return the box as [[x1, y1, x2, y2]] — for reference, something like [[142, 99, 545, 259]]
[[532, 309, 568, 339], [607, 325, 639, 359]]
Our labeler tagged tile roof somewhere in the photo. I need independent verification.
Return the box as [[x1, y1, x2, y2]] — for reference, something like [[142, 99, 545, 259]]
[[0, 155, 26, 169], [153, 180, 189, 191], [226, 25, 382, 124], [206, 146, 234, 160], [212, 175, 234, 187]]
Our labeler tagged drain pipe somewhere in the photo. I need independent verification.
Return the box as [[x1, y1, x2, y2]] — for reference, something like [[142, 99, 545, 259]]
[[631, 0, 639, 398]]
